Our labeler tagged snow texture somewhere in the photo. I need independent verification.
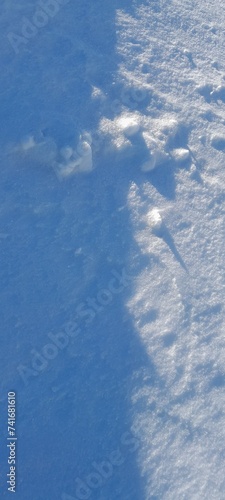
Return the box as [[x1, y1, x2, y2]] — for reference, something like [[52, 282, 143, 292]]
[[1, 0, 225, 499]]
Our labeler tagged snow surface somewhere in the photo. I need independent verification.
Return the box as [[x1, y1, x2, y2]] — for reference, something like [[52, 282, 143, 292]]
[[1, 0, 225, 499]]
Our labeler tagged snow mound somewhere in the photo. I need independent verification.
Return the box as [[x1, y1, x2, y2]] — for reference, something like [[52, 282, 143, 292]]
[[147, 208, 163, 232], [53, 136, 93, 180], [98, 111, 185, 173], [60, 146, 74, 162], [170, 148, 190, 163], [146, 116, 181, 146], [117, 113, 141, 137], [141, 132, 169, 172], [141, 155, 158, 172], [17, 131, 93, 180], [158, 117, 180, 142]]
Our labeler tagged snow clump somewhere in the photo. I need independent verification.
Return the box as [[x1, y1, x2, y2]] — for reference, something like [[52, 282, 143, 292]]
[[170, 148, 190, 163], [117, 113, 141, 137], [147, 208, 163, 232]]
